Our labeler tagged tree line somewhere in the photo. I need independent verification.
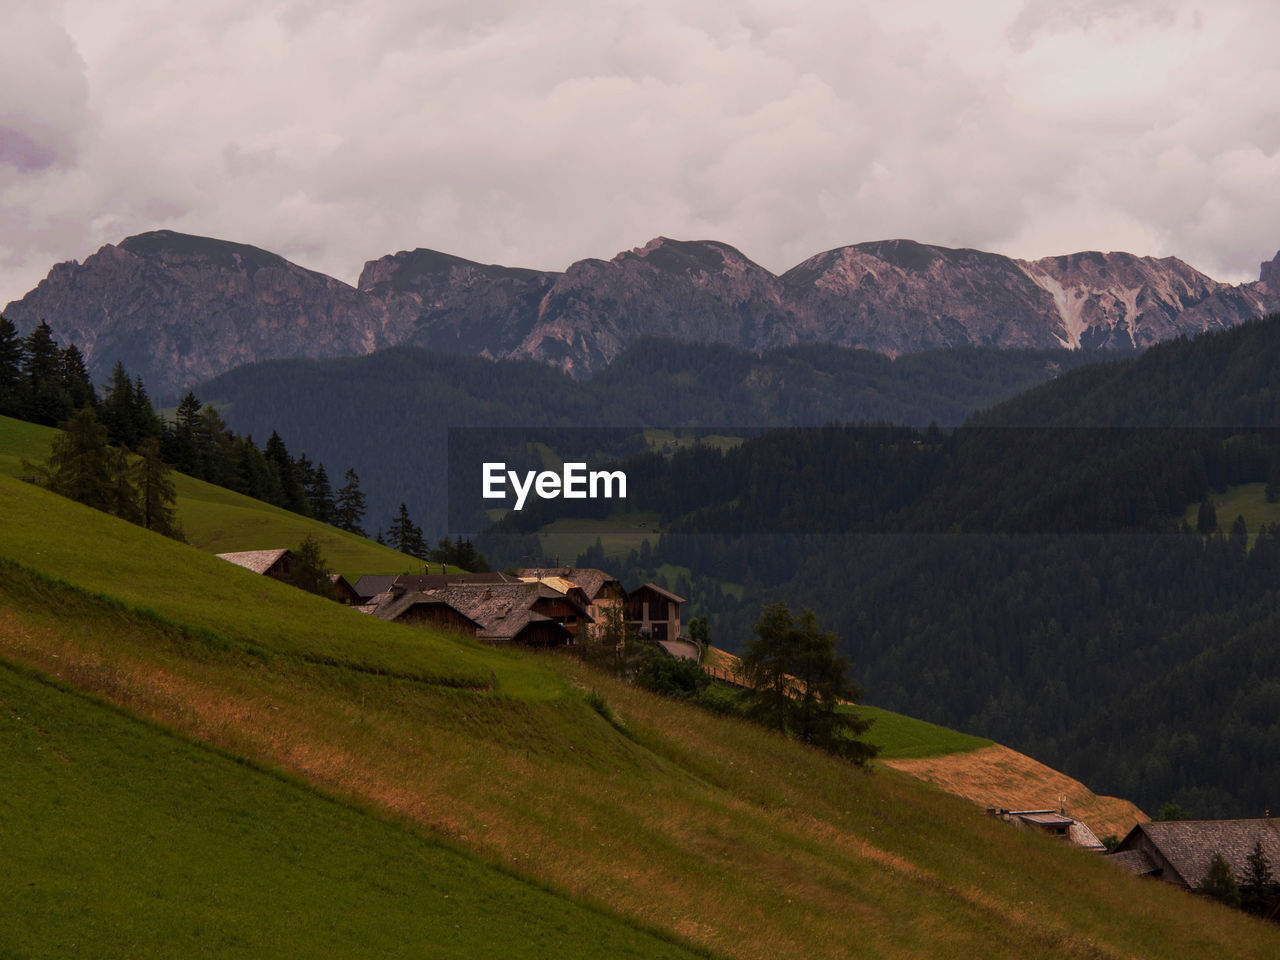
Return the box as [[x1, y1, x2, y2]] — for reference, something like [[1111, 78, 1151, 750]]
[[1, 315, 368, 537]]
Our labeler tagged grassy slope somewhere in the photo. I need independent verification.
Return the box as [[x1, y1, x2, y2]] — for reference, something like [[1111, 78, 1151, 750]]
[[2, 479, 1277, 958], [0, 476, 555, 698], [884, 745, 1147, 841], [0, 662, 700, 960], [0, 415, 425, 579], [857, 703, 993, 760]]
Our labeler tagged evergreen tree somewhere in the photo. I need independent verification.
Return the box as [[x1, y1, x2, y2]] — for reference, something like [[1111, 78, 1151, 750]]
[[427, 535, 491, 572], [132, 437, 181, 538], [21, 320, 71, 425], [175, 391, 202, 434], [106, 445, 142, 525], [1197, 497, 1218, 535], [1198, 852, 1241, 908], [0, 315, 22, 416], [264, 430, 308, 514], [305, 462, 335, 523], [738, 601, 877, 765], [1229, 514, 1249, 556], [131, 375, 162, 441], [37, 406, 114, 511], [196, 405, 237, 488], [334, 467, 367, 535], [287, 535, 334, 598], [232, 436, 272, 502], [165, 391, 203, 475], [59, 344, 96, 410], [1242, 840, 1277, 917], [387, 503, 426, 558], [100, 361, 138, 446]]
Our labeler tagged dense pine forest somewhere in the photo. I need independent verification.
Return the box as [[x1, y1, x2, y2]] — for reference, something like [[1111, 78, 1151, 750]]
[[196, 337, 1097, 531]]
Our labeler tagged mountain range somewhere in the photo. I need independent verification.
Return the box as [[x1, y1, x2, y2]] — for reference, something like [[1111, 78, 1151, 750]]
[[6, 229, 1279, 395]]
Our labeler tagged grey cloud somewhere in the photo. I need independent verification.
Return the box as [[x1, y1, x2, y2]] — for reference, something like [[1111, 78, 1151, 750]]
[[2, 0, 1279, 303]]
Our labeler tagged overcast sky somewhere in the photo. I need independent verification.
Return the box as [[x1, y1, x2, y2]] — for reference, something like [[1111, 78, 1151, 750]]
[[3, 0, 1278, 303]]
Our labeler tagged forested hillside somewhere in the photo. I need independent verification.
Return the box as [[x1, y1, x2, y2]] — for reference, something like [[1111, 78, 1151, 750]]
[[200, 337, 1091, 532]]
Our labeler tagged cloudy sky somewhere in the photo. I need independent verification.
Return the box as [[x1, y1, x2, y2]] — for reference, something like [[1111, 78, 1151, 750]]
[[3, 0, 1278, 303]]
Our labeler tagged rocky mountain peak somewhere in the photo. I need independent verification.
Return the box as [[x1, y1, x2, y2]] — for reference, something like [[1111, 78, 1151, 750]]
[[6, 230, 1276, 393], [117, 229, 295, 274], [1260, 250, 1280, 291]]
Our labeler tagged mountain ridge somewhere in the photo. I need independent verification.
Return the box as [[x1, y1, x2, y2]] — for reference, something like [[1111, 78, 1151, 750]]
[[6, 228, 1279, 394]]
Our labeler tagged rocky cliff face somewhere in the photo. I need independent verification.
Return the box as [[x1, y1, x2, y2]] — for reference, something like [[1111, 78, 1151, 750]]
[[1017, 251, 1269, 350], [514, 238, 795, 375], [781, 240, 1066, 355], [6, 230, 1278, 393], [4, 230, 382, 394], [357, 248, 557, 358]]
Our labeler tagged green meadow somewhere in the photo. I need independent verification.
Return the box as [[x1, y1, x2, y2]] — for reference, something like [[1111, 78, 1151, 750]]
[[0, 414, 425, 579], [0, 476, 556, 697], [857, 703, 994, 760], [1183, 482, 1280, 542], [0, 662, 702, 960]]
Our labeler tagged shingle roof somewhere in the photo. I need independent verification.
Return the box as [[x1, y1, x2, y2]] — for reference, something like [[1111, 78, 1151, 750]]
[[371, 592, 484, 631], [435, 582, 544, 639], [215, 549, 290, 575], [1109, 849, 1159, 876], [1015, 812, 1075, 827], [1067, 821, 1106, 852], [352, 574, 398, 599], [369, 581, 575, 642], [1123, 819, 1280, 887], [394, 572, 519, 592], [519, 567, 620, 600]]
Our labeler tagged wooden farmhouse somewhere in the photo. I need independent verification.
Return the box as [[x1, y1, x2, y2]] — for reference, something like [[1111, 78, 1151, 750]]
[[1110, 819, 1280, 889], [626, 582, 685, 643], [370, 591, 486, 636], [366, 573, 593, 647], [329, 574, 359, 604], [989, 809, 1106, 852], [517, 567, 625, 640]]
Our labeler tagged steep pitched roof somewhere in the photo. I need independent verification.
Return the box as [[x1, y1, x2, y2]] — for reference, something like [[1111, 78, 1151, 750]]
[[519, 567, 620, 601], [436, 582, 569, 642], [1118, 819, 1280, 887], [370, 591, 484, 631], [352, 574, 398, 599], [369, 581, 577, 643], [215, 549, 290, 575], [1109, 849, 1159, 876], [629, 582, 686, 604]]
